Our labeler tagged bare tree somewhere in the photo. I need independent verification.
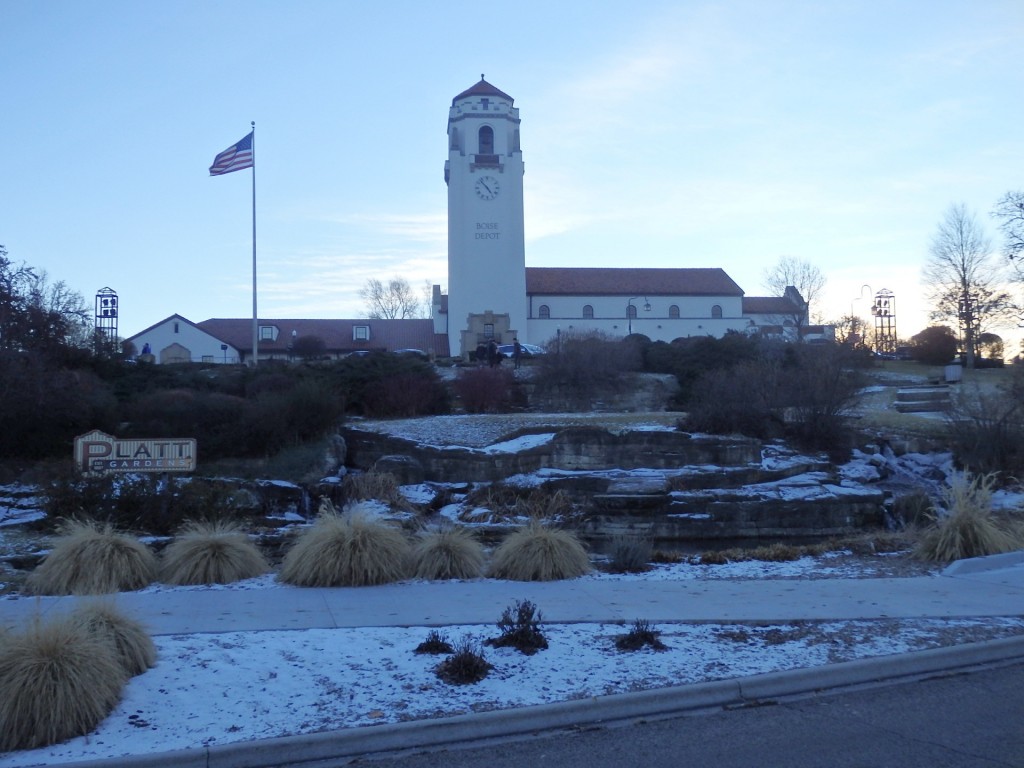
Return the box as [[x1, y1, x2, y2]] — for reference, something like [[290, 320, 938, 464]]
[[761, 256, 826, 338], [359, 276, 422, 319], [992, 190, 1024, 272], [922, 203, 1013, 369]]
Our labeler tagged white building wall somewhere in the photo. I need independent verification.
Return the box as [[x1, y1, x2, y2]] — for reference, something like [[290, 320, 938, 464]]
[[525, 295, 749, 345], [132, 318, 239, 364]]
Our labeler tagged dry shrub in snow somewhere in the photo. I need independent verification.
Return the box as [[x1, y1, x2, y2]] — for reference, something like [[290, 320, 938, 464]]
[[279, 502, 410, 587], [915, 472, 1024, 562], [0, 615, 126, 752], [70, 602, 156, 677], [435, 636, 492, 685], [410, 526, 485, 580], [489, 522, 590, 581], [26, 520, 157, 595], [160, 521, 269, 586]]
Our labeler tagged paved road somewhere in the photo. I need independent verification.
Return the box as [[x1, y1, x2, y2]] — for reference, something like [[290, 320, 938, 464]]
[[357, 660, 1024, 768]]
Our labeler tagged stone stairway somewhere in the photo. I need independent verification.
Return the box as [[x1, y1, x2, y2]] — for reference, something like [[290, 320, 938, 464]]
[[894, 385, 952, 414]]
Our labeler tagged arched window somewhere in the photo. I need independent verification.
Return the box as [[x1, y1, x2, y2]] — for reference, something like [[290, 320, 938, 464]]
[[478, 126, 494, 154], [669, 305, 680, 319], [538, 305, 550, 319], [583, 304, 594, 319], [627, 304, 638, 319], [711, 304, 723, 319]]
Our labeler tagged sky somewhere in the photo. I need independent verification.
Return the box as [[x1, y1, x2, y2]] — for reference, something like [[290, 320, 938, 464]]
[[2, 0, 1023, 347]]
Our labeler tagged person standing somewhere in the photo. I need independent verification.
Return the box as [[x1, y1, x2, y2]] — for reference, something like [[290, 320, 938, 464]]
[[512, 338, 523, 369]]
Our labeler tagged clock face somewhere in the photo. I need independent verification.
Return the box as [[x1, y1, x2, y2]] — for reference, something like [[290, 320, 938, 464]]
[[475, 175, 500, 200]]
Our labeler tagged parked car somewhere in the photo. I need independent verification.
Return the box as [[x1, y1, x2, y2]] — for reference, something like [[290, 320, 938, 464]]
[[392, 348, 429, 360], [496, 343, 545, 358]]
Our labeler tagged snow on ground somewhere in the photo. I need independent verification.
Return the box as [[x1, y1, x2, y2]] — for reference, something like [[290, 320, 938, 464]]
[[0, 544, 1017, 766], [5, 612, 1023, 768]]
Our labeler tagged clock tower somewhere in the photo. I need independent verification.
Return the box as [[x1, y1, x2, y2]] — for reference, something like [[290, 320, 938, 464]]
[[445, 76, 527, 357]]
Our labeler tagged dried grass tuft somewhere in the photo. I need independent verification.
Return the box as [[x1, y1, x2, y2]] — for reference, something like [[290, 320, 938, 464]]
[[279, 502, 410, 587], [915, 472, 1024, 562], [410, 527, 485, 580], [0, 615, 126, 751], [25, 520, 157, 595], [69, 602, 156, 677], [160, 521, 270, 586], [489, 522, 590, 581]]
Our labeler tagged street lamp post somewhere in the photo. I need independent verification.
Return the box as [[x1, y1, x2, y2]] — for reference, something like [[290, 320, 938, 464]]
[[627, 296, 651, 336]]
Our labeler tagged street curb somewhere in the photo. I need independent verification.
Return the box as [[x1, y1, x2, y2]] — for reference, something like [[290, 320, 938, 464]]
[[54, 635, 1024, 768]]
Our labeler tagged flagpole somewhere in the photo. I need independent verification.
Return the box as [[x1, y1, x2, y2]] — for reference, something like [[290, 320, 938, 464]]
[[250, 121, 258, 367]]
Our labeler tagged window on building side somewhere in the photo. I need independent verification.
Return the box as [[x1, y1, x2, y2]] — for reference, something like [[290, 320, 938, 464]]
[[259, 326, 274, 341], [583, 304, 594, 319], [173, 322, 179, 333], [483, 323, 495, 338], [669, 305, 680, 319], [538, 305, 550, 319], [627, 304, 638, 319], [711, 305, 723, 319], [478, 126, 494, 154], [353, 325, 369, 341]]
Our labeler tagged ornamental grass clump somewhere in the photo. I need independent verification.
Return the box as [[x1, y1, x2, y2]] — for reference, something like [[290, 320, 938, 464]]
[[489, 522, 590, 581], [0, 615, 127, 752], [160, 521, 270, 586], [279, 502, 410, 587], [69, 602, 156, 677], [410, 526, 485, 580], [606, 534, 653, 573], [25, 520, 157, 595], [915, 472, 1024, 563]]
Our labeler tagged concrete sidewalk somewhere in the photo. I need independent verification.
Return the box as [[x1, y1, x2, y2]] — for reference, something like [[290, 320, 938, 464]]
[[2, 554, 1022, 635]]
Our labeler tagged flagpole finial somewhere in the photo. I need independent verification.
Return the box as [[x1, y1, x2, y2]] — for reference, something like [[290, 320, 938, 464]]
[[251, 120, 255, 128]]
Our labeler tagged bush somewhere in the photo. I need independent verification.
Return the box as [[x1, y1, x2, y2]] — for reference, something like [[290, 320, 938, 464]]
[[946, 366, 1024, 477], [26, 520, 157, 595], [69, 602, 156, 677], [410, 527, 485, 580], [614, 619, 668, 652], [43, 473, 259, 537], [328, 354, 449, 418], [915, 473, 1024, 562], [451, 367, 525, 413], [486, 600, 548, 655], [910, 326, 957, 365], [0, 351, 119, 460], [532, 330, 641, 408], [414, 629, 454, 655], [489, 522, 591, 581], [435, 636, 492, 685], [0, 615, 127, 751], [278, 502, 410, 587], [606, 534, 653, 573], [160, 521, 270, 586]]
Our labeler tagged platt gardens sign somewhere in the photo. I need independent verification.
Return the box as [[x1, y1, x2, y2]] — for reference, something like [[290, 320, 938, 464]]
[[75, 430, 196, 475]]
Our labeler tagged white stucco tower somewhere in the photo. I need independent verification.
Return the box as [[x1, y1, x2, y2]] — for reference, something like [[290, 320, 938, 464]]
[[445, 76, 527, 357]]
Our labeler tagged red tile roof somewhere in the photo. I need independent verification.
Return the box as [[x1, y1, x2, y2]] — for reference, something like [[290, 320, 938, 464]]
[[452, 76, 514, 105], [525, 267, 744, 297], [742, 296, 802, 314], [196, 318, 449, 357]]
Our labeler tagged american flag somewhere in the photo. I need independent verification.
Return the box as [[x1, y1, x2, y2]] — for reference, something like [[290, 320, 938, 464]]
[[209, 131, 254, 176]]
